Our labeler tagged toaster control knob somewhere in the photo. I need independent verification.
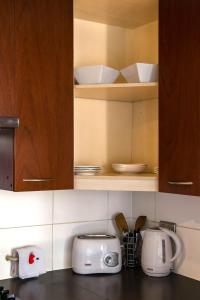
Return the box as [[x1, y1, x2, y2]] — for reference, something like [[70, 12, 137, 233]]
[[104, 253, 119, 267]]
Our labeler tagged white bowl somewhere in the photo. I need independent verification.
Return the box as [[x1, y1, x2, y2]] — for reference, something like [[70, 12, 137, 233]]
[[121, 63, 158, 83], [112, 164, 147, 174], [75, 65, 120, 85]]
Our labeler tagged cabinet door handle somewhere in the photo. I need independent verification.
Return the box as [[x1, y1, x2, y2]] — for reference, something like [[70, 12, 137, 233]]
[[0, 117, 19, 128], [168, 181, 193, 186], [23, 178, 56, 182]]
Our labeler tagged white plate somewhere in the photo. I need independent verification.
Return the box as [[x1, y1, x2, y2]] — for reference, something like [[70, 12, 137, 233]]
[[112, 164, 147, 173], [75, 171, 100, 176], [75, 169, 101, 172], [75, 167, 101, 169], [112, 163, 145, 167], [75, 165, 101, 169], [74, 168, 101, 172]]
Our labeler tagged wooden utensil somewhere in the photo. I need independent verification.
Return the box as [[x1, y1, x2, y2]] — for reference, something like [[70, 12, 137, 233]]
[[134, 215, 147, 232], [115, 213, 129, 235]]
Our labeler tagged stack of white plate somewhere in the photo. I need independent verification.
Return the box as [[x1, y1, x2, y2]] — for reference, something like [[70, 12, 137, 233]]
[[74, 165, 102, 176], [154, 166, 159, 175], [112, 163, 147, 174]]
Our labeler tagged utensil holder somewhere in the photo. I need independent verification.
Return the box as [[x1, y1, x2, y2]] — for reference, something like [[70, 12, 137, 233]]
[[123, 232, 141, 268]]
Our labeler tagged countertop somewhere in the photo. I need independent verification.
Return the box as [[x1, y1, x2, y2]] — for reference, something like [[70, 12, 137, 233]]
[[1, 268, 200, 300]]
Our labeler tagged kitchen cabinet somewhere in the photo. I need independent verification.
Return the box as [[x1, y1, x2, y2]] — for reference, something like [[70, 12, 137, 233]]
[[0, 0, 73, 191], [74, 1, 158, 191], [74, 0, 200, 196], [159, 0, 200, 196], [3, 0, 198, 195]]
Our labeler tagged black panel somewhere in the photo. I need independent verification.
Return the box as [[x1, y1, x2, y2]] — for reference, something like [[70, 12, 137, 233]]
[[0, 128, 14, 190]]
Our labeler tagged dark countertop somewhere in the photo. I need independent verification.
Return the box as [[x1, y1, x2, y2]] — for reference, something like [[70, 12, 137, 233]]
[[1, 268, 200, 300]]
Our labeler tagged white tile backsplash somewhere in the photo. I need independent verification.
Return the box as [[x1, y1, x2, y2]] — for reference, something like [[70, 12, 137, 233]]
[[156, 192, 200, 227], [0, 188, 200, 281], [108, 191, 132, 219], [0, 191, 53, 228], [0, 225, 52, 280], [53, 221, 108, 270], [54, 190, 108, 223], [132, 192, 156, 220], [0, 189, 132, 279]]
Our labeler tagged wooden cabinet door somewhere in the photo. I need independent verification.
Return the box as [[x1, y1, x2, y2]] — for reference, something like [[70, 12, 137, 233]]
[[13, 0, 73, 191], [159, 0, 200, 195]]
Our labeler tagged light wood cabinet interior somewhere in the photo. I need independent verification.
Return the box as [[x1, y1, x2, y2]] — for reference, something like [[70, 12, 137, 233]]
[[74, 0, 157, 29], [74, 2, 158, 190]]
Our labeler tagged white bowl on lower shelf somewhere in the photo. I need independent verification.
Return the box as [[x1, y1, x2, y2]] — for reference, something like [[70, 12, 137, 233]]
[[75, 65, 120, 85], [121, 63, 158, 83], [112, 164, 147, 174]]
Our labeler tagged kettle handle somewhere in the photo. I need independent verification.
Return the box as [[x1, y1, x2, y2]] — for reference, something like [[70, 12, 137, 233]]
[[160, 227, 182, 262]]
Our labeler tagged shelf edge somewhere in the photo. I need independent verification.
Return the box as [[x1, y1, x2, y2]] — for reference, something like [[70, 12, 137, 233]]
[[74, 175, 158, 192]]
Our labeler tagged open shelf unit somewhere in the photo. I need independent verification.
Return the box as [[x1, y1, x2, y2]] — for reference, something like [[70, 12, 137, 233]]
[[75, 83, 158, 102], [74, 0, 158, 192], [74, 173, 158, 191]]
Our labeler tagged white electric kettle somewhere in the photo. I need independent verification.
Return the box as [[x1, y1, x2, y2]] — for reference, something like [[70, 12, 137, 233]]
[[141, 227, 182, 277]]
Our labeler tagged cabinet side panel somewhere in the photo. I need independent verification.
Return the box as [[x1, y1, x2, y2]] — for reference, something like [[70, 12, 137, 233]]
[[74, 99, 132, 171], [125, 21, 158, 66], [132, 99, 158, 172], [159, 0, 200, 195], [74, 18, 127, 71], [126, 22, 158, 172], [14, 0, 73, 191]]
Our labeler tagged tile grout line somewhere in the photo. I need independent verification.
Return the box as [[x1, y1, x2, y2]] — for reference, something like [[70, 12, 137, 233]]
[[177, 224, 200, 232], [52, 218, 113, 225], [0, 224, 53, 230], [131, 102, 134, 162], [106, 191, 109, 232], [154, 191, 157, 222], [0, 219, 115, 230], [132, 191, 134, 220]]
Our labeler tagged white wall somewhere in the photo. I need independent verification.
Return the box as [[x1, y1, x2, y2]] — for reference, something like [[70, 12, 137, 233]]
[[0, 190, 132, 279]]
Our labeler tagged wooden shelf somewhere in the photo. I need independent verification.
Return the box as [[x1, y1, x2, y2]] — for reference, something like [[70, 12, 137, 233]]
[[75, 83, 158, 102], [74, 0, 158, 29], [74, 173, 158, 191]]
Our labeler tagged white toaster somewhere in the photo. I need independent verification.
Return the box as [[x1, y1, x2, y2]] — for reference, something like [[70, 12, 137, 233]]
[[72, 234, 122, 274]]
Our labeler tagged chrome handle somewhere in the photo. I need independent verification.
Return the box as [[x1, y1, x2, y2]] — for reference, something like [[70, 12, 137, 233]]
[[0, 117, 19, 128], [23, 178, 56, 182], [168, 181, 193, 185], [5, 255, 19, 262]]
